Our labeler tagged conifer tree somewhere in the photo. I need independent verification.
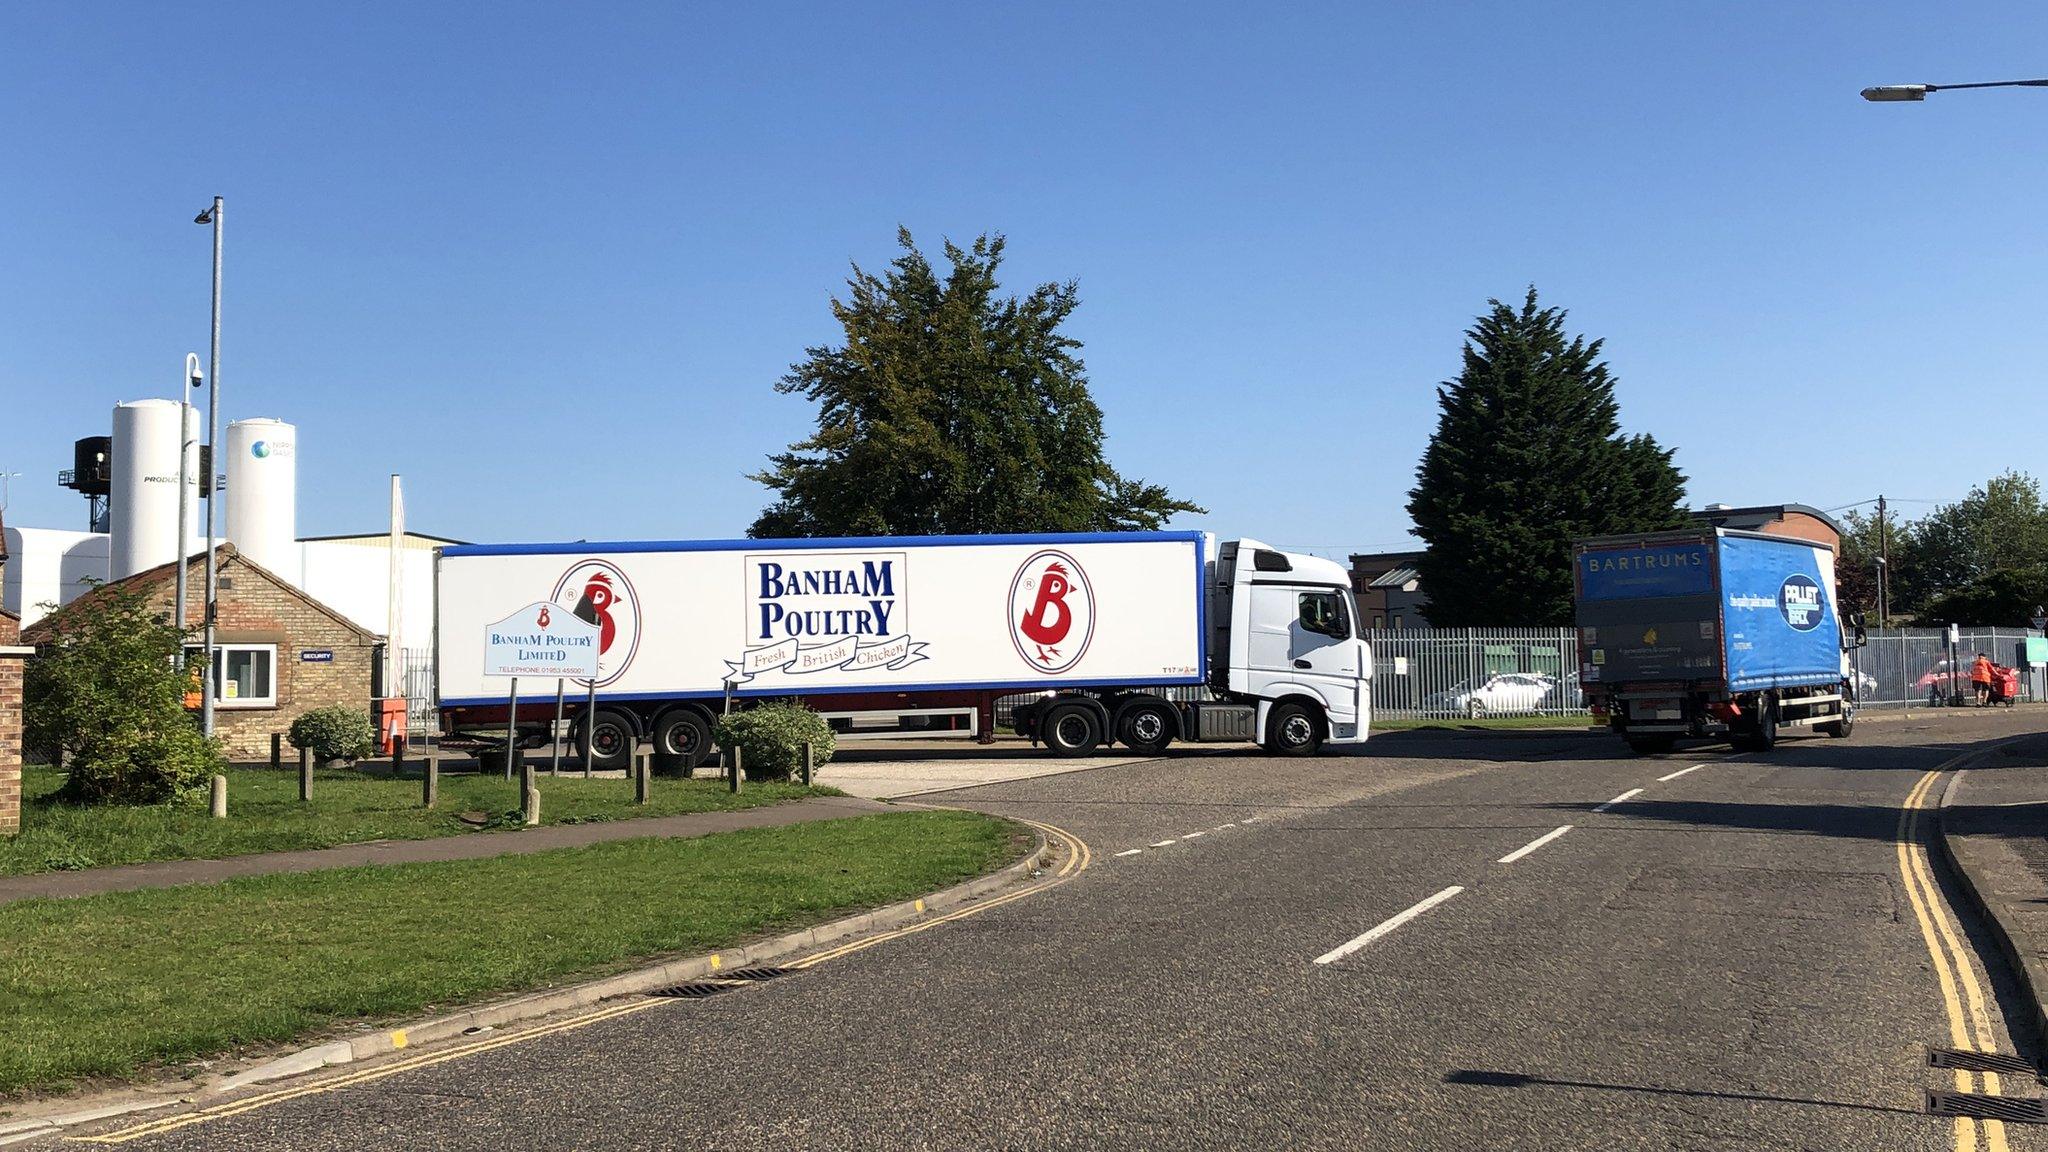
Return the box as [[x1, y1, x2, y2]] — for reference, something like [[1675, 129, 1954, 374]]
[[1407, 289, 1688, 625]]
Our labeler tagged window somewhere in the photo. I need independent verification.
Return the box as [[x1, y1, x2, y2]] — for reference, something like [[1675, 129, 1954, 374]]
[[1297, 591, 1351, 640], [184, 644, 278, 708]]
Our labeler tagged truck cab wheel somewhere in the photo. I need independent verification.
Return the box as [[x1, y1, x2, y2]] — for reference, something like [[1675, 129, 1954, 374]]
[[653, 709, 714, 770], [1264, 702, 1322, 757], [1116, 700, 1176, 756], [1042, 703, 1102, 758], [1819, 707, 1854, 739]]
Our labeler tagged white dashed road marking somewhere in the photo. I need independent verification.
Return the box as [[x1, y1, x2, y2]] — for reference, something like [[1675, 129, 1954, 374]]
[[1594, 788, 1643, 812], [1149, 839, 1177, 848], [1314, 886, 1466, 965], [1496, 825, 1573, 864], [1114, 849, 1144, 858], [1657, 764, 1705, 782]]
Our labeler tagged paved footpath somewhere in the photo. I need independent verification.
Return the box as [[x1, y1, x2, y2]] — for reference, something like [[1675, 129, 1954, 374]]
[[1940, 730, 2048, 1050], [0, 795, 888, 905], [65, 708, 2048, 1151]]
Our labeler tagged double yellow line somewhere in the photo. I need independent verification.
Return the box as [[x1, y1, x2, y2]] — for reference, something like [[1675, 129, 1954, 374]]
[[1897, 769, 2012, 1152], [83, 817, 1092, 1146]]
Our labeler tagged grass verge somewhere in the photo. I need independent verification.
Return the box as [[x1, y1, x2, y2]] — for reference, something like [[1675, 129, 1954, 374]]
[[1, 764, 839, 877], [0, 810, 1022, 1096]]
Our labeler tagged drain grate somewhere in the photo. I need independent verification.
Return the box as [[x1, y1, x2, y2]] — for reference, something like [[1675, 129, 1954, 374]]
[[1926, 1090, 2048, 1123], [1929, 1048, 2040, 1076], [724, 966, 798, 981], [646, 981, 746, 1000]]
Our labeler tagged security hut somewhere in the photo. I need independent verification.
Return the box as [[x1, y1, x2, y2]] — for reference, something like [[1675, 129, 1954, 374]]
[[22, 545, 381, 762]]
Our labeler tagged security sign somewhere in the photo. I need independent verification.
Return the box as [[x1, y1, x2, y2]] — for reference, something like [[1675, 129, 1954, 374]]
[[483, 601, 602, 679]]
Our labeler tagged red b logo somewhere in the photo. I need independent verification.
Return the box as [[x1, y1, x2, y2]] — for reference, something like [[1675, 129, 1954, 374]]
[[1009, 550, 1094, 674], [536, 605, 551, 628]]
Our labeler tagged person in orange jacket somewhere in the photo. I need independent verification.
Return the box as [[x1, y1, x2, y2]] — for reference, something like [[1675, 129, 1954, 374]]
[[1971, 651, 1995, 706]]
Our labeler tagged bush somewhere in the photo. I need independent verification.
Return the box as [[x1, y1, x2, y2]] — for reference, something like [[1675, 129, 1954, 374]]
[[289, 706, 376, 764], [65, 725, 222, 806], [712, 700, 834, 781], [26, 580, 225, 805]]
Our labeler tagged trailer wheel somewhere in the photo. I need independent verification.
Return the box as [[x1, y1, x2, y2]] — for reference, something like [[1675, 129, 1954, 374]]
[[1116, 700, 1176, 756], [1042, 703, 1102, 758], [580, 708, 636, 772], [653, 709, 714, 771], [1734, 696, 1779, 752], [1264, 701, 1322, 757]]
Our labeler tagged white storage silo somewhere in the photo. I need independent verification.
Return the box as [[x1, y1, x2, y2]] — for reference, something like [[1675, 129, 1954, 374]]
[[109, 399, 200, 580], [226, 418, 298, 577]]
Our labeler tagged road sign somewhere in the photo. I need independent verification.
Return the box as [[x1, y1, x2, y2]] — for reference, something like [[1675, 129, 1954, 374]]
[[483, 602, 601, 679]]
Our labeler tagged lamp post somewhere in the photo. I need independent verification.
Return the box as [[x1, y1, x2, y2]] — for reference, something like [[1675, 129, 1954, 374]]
[[194, 197, 223, 736], [1862, 78, 2048, 102]]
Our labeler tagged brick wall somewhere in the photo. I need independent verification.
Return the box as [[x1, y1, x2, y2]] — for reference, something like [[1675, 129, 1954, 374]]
[[167, 556, 380, 762], [0, 610, 22, 837], [18, 549, 382, 765]]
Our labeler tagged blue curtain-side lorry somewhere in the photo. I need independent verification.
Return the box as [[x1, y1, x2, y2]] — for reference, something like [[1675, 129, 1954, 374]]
[[1573, 528, 1867, 754]]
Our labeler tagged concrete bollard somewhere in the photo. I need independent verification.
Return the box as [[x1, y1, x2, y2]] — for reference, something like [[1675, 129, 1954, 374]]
[[270, 732, 282, 771], [729, 745, 743, 794], [634, 749, 651, 805], [519, 757, 535, 806], [422, 746, 439, 808], [523, 784, 541, 826], [394, 734, 406, 775], [298, 747, 313, 802], [801, 741, 813, 787], [210, 774, 228, 818]]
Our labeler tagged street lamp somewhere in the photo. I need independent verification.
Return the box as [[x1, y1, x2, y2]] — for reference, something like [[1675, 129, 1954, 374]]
[[194, 197, 222, 737], [1862, 78, 2048, 102]]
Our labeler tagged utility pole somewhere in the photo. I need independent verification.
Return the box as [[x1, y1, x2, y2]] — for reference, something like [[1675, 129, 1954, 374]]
[[1876, 494, 1890, 628]]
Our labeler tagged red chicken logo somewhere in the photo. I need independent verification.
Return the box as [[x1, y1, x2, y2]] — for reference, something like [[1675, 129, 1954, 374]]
[[551, 561, 641, 686], [1008, 550, 1094, 674], [571, 572, 618, 654]]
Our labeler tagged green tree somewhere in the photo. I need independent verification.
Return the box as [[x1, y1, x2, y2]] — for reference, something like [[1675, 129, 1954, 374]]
[[1894, 472, 2048, 617], [1407, 288, 1689, 626], [24, 582, 223, 805], [749, 229, 1202, 538]]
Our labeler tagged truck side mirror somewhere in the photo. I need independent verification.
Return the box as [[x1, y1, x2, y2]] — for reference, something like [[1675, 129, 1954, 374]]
[[1847, 611, 1868, 649]]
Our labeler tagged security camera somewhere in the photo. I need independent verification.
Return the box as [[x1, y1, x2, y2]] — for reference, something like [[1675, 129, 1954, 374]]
[[186, 351, 204, 388]]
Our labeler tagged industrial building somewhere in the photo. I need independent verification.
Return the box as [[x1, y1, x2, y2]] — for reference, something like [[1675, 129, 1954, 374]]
[[6, 397, 456, 752]]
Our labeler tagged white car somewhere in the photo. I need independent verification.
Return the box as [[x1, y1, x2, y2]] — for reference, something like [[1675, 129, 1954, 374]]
[[1424, 672, 1556, 718]]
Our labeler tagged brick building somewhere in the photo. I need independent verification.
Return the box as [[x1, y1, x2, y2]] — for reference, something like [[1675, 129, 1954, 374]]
[[1, 603, 22, 836], [23, 545, 382, 762], [1, 515, 26, 833]]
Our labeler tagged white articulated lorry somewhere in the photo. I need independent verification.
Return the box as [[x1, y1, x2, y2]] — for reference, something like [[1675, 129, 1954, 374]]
[[435, 532, 1372, 769]]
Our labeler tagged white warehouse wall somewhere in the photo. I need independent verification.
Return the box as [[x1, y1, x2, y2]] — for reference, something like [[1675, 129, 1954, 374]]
[[3, 527, 112, 627], [293, 538, 436, 651]]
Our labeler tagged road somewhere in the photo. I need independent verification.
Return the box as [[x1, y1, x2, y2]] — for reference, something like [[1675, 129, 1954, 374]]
[[78, 710, 2047, 1150]]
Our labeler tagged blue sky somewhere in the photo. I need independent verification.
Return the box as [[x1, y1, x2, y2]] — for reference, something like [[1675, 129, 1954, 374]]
[[4, 2, 2043, 560]]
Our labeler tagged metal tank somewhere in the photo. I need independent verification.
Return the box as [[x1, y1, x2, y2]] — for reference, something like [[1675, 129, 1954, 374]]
[[225, 418, 298, 577], [109, 399, 200, 580]]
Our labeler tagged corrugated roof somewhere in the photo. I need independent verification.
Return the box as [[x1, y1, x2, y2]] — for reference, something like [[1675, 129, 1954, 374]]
[[1369, 566, 1419, 589]]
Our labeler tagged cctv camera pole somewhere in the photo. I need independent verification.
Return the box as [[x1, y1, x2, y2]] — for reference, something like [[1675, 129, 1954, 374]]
[[199, 196, 223, 738], [174, 356, 198, 659]]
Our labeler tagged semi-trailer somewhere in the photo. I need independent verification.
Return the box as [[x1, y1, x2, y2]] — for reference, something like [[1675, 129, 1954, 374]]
[[435, 531, 1372, 769], [1573, 527, 1866, 754]]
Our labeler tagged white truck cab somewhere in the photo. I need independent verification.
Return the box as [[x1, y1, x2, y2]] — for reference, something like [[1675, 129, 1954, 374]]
[[1211, 539, 1372, 753]]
